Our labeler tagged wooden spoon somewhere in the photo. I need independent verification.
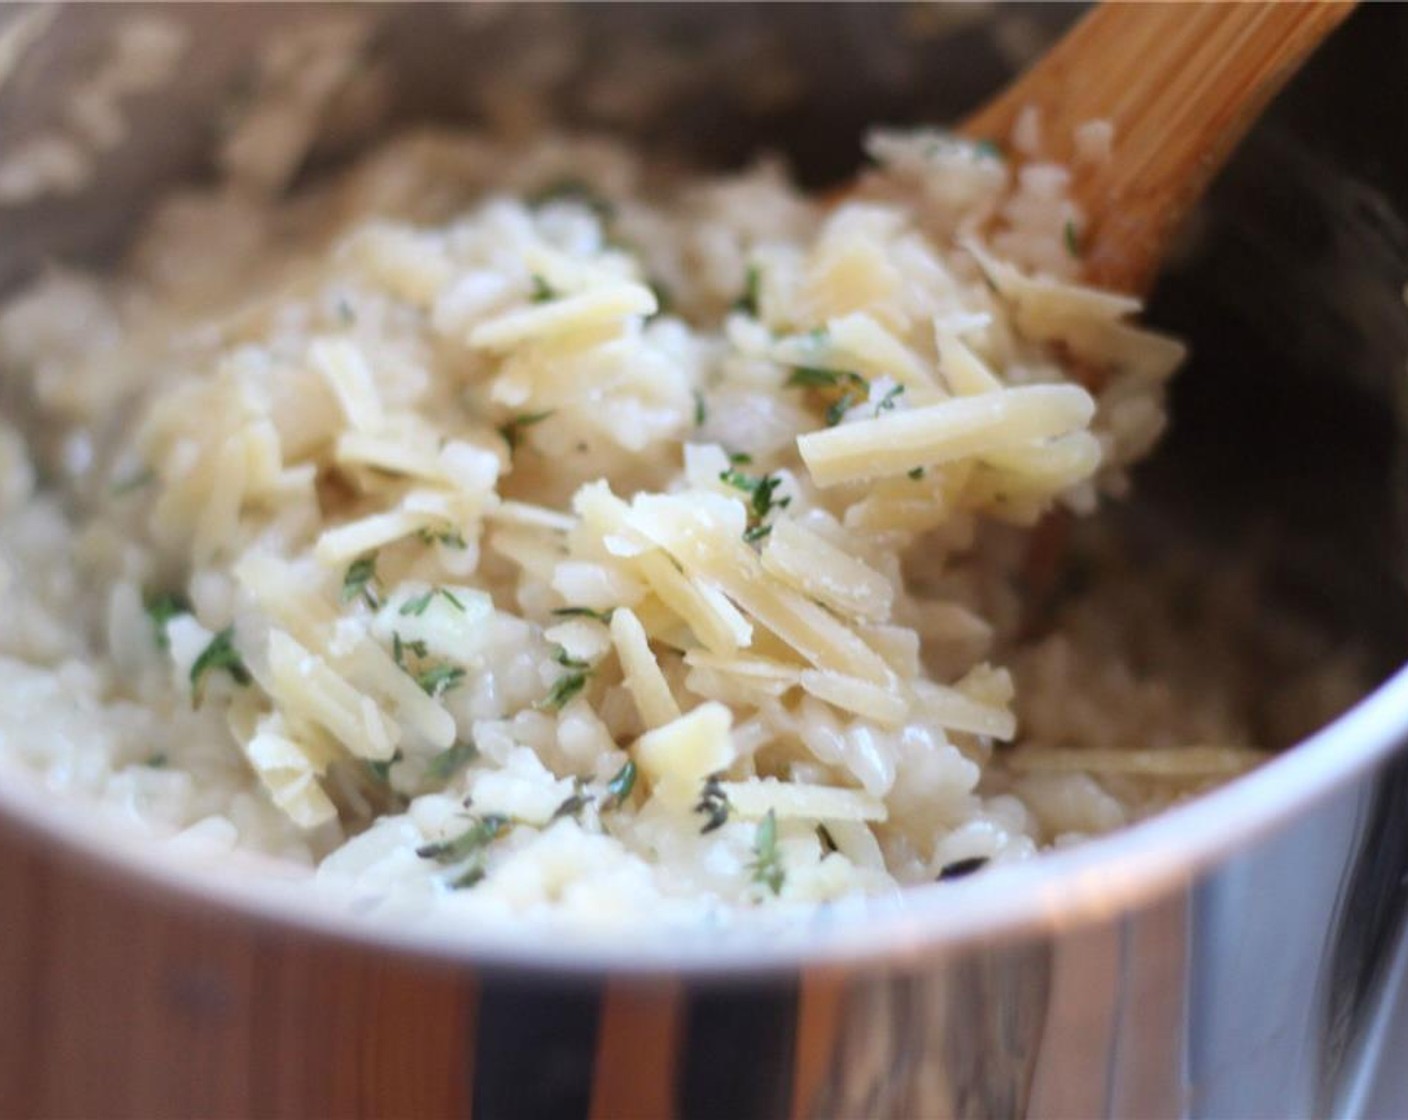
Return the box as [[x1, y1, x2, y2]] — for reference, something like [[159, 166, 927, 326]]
[[958, 1, 1353, 295]]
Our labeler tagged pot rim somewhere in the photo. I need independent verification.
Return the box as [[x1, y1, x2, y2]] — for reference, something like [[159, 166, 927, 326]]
[[1, 663, 1404, 977]]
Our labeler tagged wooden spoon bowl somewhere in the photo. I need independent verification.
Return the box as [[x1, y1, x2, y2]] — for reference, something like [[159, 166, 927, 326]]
[[958, 2, 1353, 295]]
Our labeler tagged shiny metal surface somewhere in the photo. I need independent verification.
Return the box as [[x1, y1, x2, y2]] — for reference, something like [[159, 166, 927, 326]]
[[1, 5, 1407, 1118]]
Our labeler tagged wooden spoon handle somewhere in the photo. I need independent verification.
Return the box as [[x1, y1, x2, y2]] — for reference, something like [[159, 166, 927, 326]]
[[961, 2, 1353, 294]]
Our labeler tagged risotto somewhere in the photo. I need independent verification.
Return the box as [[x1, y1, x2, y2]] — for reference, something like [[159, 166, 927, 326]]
[[0, 120, 1341, 926]]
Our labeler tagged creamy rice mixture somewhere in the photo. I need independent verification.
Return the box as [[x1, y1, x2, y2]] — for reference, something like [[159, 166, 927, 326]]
[[0, 120, 1355, 926]]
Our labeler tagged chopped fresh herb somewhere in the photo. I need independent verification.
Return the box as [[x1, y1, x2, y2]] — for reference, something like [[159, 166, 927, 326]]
[[825, 390, 859, 427], [749, 809, 785, 895], [693, 390, 708, 428], [733, 264, 761, 316], [551, 780, 593, 822], [144, 591, 191, 652], [529, 178, 614, 221], [693, 773, 732, 834], [336, 296, 357, 325], [550, 606, 614, 624], [342, 553, 380, 608], [530, 274, 557, 303], [817, 823, 838, 854], [391, 633, 429, 669], [538, 669, 589, 711], [415, 663, 466, 699], [600, 759, 637, 811], [428, 741, 478, 784], [417, 527, 467, 549], [143, 753, 169, 769], [364, 748, 403, 786], [719, 466, 791, 543], [875, 384, 905, 415], [498, 409, 555, 452], [190, 626, 251, 703], [1064, 220, 1081, 258], [111, 467, 155, 496], [728, 451, 753, 465], [552, 645, 590, 670], [416, 813, 510, 889], [907, 466, 926, 480], [399, 587, 466, 617], [937, 855, 989, 881], [973, 137, 1004, 160], [786, 366, 867, 391]]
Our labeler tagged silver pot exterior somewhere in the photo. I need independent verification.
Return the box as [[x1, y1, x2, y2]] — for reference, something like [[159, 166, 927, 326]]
[[2, 5, 1407, 1118]]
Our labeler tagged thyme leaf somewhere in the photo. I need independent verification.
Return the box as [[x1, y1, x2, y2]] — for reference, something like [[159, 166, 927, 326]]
[[190, 627, 251, 704], [733, 264, 761, 316], [907, 466, 926, 480], [538, 669, 589, 711], [937, 855, 989, 881], [785, 366, 867, 391], [875, 384, 905, 415], [415, 663, 466, 699], [693, 773, 732, 834], [428, 741, 479, 784], [417, 526, 467, 549], [550, 606, 614, 624], [551, 779, 593, 822], [144, 591, 191, 652], [342, 553, 380, 608], [530, 274, 557, 303], [416, 813, 510, 889], [1064, 220, 1081, 258], [364, 748, 403, 786], [498, 409, 555, 452], [600, 759, 637, 811], [749, 808, 785, 895], [399, 587, 466, 617], [693, 390, 708, 428]]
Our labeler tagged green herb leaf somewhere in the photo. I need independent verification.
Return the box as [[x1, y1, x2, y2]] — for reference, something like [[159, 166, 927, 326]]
[[364, 748, 403, 786], [693, 390, 708, 428], [498, 409, 556, 452], [530, 274, 557, 303], [342, 553, 380, 608], [727, 451, 753, 465], [875, 384, 905, 415], [732, 264, 761, 316], [144, 591, 191, 652], [600, 759, 637, 811], [742, 523, 772, 544], [417, 527, 468, 550], [786, 366, 866, 390], [391, 633, 429, 669], [693, 773, 732, 834], [552, 645, 590, 670], [416, 813, 510, 889], [817, 823, 838, 854], [427, 741, 478, 784], [937, 855, 989, 881], [190, 626, 251, 704], [550, 606, 614, 624], [973, 138, 1004, 160], [749, 809, 785, 895], [143, 752, 169, 769], [718, 467, 791, 539], [825, 390, 858, 427], [1064, 220, 1081, 258], [415, 663, 466, 699], [907, 466, 926, 480], [538, 669, 589, 711], [399, 587, 465, 618], [551, 779, 593, 822]]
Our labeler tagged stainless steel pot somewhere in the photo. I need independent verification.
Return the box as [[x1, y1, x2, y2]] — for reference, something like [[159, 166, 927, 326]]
[[2, 5, 1407, 1118]]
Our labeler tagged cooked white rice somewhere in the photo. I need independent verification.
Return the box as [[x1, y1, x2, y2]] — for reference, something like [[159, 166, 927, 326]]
[[0, 120, 1350, 927]]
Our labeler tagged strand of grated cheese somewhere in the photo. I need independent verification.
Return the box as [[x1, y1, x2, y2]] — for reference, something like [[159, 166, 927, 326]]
[[798, 383, 1096, 488]]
